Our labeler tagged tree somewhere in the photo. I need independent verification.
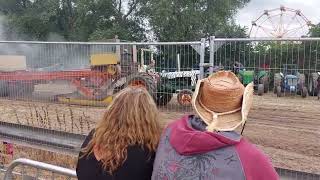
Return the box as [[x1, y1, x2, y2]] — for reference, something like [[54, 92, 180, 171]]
[[142, 0, 250, 41], [309, 23, 320, 37], [0, 0, 147, 41]]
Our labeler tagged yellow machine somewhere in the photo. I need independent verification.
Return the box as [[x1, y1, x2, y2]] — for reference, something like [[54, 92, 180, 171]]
[[57, 53, 121, 106], [90, 53, 120, 75]]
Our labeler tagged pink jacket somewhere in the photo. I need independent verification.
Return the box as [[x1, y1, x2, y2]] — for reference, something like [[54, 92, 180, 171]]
[[152, 115, 279, 180]]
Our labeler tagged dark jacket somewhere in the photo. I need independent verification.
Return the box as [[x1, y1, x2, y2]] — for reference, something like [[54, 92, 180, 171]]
[[76, 130, 155, 180], [152, 115, 279, 180]]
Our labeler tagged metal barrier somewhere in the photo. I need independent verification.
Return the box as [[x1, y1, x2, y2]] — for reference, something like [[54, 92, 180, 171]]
[[4, 158, 76, 180], [209, 37, 320, 96], [0, 38, 319, 179], [0, 39, 205, 135], [276, 168, 320, 180]]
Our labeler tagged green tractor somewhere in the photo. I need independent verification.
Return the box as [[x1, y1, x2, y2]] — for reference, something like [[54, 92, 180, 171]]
[[233, 62, 270, 96]]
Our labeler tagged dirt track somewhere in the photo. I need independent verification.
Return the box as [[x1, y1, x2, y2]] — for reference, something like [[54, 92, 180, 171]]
[[0, 93, 319, 174]]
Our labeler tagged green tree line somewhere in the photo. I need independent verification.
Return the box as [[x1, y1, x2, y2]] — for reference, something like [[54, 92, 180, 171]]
[[0, 0, 250, 41]]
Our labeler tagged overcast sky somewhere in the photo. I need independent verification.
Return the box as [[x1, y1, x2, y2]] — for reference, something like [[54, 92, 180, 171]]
[[236, 0, 320, 37]]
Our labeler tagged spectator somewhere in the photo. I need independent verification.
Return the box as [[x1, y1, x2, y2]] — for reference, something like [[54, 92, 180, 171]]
[[77, 86, 161, 180], [152, 71, 279, 180]]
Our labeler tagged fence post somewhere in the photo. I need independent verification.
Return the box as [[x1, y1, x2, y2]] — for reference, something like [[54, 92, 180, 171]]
[[132, 44, 137, 64], [199, 38, 206, 79], [116, 37, 121, 62], [209, 36, 215, 74]]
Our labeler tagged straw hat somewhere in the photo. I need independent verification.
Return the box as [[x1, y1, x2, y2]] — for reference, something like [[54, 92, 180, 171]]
[[192, 71, 254, 132]]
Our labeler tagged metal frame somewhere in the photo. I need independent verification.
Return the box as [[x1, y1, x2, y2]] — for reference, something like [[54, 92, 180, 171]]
[[0, 38, 319, 179], [212, 37, 320, 42], [0, 41, 202, 45], [0, 121, 319, 179], [0, 121, 85, 155], [4, 158, 76, 179]]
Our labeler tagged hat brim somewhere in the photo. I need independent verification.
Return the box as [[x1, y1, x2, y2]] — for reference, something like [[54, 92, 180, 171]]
[[192, 79, 254, 132]]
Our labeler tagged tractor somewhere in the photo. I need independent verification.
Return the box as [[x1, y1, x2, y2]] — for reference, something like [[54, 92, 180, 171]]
[[233, 62, 270, 96], [158, 65, 224, 106], [159, 70, 199, 106], [273, 64, 308, 98]]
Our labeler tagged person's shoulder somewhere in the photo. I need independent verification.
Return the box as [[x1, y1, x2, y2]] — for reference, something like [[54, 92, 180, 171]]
[[129, 145, 156, 154], [81, 129, 95, 148], [126, 145, 156, 164], [236, 138, 271, 162], [236, 138, 279, 180], [165, 115, 189, 129]]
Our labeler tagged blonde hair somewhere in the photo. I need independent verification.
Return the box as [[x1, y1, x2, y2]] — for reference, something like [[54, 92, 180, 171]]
[[81, 86, 161, 173]]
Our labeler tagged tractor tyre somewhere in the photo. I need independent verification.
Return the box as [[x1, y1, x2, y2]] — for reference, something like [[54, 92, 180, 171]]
[[257, 84, 264, 96], [0, 81, 9, 97], [274, 73, 282, 94], [156, 93, 173, 106], [276, 86, 282, 97], [127, 73, 157, 100], [260, 76, 269, 93], [308, 73, 319, 96], [177, 89, 193, 106], [296, 73, 306, 95], [301, 86, 308, 98]]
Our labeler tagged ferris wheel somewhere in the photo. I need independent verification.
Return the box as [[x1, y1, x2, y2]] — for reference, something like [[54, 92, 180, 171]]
[[249, 5, 314, 38]]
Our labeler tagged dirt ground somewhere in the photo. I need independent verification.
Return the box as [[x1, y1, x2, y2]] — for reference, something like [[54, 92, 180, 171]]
[[0, 92, 319, 174]]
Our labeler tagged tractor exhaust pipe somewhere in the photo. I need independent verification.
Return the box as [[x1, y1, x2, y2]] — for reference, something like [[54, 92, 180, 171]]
[[177, 53, 181, 72]]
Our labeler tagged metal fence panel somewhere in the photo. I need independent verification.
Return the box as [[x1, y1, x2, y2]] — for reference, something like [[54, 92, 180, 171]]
[[209, 37, 320, 97], [0, 40, 205, 169], [0, 38, 319, 179], [0, 40, 204, 133]]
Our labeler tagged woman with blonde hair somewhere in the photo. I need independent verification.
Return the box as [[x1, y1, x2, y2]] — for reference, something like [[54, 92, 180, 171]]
[[76, 86, 161, 180]]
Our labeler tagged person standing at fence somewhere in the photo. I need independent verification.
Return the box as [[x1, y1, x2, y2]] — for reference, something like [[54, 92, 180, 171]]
[[152, 71, 278, 180], [76, 86, 161, 180]]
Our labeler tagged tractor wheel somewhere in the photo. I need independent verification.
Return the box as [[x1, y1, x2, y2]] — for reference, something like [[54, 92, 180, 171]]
[[127, 73, 157, 100], [296, 73, 306, 95], [260, 76, 269, 93], [308, 73, 319, 96], [257, 84, 264, 96], [156, 93, 173, 106], [276, 86, 282, 97], [301, 86, 308, 98], [274, 73, 282, 94], [237, 75, 243, 84], [0, 81, 9, 97], [177, 89, 193, 106]]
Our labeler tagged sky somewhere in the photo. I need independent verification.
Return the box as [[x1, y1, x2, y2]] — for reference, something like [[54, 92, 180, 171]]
[[236, 0, 320, 37]]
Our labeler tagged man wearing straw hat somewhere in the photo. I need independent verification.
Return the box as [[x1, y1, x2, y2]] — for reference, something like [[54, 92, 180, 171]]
[[152, 71, 278, 180]]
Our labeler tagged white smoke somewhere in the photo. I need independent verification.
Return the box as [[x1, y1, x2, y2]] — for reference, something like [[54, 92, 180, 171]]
[[0, 16, 95, 70], [0, 15, 7, 40]]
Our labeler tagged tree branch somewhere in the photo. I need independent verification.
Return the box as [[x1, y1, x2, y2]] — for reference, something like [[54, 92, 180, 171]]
[[118, 0, 122, 13], [124, 0, 138, 19], [22, 0, 27, 8]]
